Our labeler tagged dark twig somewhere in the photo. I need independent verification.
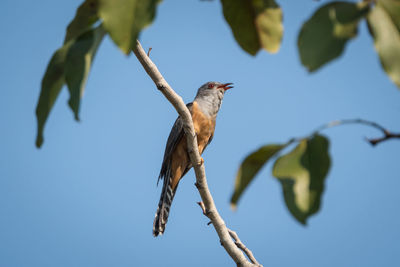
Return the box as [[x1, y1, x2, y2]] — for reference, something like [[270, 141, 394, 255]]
[[197, 201, 213, 225], [311, 119, 400, 146], [367, 132, 400, 146]]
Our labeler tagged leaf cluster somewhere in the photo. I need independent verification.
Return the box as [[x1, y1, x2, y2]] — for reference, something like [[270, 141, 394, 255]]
[[36, 0, 160, 147]]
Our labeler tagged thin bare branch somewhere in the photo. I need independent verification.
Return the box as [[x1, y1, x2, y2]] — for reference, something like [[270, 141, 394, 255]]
[[367, 132, 400, 146], [312, 118, 400, 146], [197, 201, 212, 225], [133, 41, 260, 267], [228, 229, 261, 266], [198, 201, 262, 266], [197, 201, 208, 216]]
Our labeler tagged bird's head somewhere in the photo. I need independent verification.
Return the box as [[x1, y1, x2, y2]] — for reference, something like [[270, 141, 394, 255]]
[[194, 82, 233, 116], [196, 81, 233, 99]]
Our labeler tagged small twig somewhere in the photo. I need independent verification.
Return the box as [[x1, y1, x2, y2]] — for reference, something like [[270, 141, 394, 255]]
[[197, 201, 212, 225], [197, 201, 207, 215], [197, 201, 261, 266], [367, 132, 400, 146], [307, 119, 400, 146], [313, 119, 387, 134], [147, 47, 152, 57], [228, 229, 262, 267]]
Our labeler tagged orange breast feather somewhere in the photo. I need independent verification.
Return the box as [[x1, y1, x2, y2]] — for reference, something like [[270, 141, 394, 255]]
[[169, 101, 215, 190]]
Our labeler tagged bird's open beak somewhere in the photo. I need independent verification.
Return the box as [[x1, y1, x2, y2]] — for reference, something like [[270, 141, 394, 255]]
[[218, 83, 233, 91]]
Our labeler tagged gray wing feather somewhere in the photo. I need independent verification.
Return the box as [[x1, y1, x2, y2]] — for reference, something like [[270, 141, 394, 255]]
[[158, 103, 193, 185]]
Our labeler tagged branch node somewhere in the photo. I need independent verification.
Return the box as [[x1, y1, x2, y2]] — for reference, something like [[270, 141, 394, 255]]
[[194, 181, 205, 190], [228, 229, 262, 266], [197, 157, 204, 166], [156, 83, 165, 91], [197, 201, 207, 215], [197, 201, 213, 217], [366, 137, 378, 146]]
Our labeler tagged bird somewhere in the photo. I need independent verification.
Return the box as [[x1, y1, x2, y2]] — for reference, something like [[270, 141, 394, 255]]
[[153, 81, 233, 237]]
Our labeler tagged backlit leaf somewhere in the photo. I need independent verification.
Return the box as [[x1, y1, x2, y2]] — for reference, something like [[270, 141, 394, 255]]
[[221, 0, 283, 55], [367, 1, 400, 88], [35, 42, 72, 148], [272, 135, 330, 224], [298, 1, 369, 72], [98, 0, 161, 54], [64, 0, 100, 43], [379, 0, 400, 32], [231, 143, 287, 208], [65, 25, 106, 121]]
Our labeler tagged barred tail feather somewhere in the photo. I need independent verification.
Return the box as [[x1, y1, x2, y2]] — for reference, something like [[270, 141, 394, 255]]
[[153, 181, 177, 237]]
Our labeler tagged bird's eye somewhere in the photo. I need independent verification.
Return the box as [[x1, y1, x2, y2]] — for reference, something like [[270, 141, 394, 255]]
[[208, 83, 214, 89]]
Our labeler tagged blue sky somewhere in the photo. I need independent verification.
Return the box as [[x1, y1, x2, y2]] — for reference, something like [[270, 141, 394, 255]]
[[1, 0, 399, 266]]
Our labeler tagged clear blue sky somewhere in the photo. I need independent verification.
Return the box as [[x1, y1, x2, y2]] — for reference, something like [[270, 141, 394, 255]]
[[1, 0, 399, 266]]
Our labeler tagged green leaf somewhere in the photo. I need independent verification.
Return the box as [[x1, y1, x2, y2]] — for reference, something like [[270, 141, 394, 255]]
[[231, 143, 287, 208], [35, 42, 73, 148], [272, 135, 330, 224], [36, 0, 105, 147], [64, 0, 100, 43], [98, 0, 161, 54], [298, 1, 369, 72], [65, 25, 106, 121], [367, 1, 400, 88], [221, 0, 283, 55], [379, 0, 400, 32]]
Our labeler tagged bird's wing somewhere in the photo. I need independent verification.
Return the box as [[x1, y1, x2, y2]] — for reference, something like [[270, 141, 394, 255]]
[[158, 103, 193, 184]]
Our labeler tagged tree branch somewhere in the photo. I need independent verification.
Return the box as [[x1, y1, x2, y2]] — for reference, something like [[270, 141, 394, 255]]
[[197, 201, 261, 266], [133, 40, 261, 267], [228, 229, 261, 267], [312, 118, 400, 146]]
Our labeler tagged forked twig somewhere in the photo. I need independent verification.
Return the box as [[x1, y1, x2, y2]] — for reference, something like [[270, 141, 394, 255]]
[[198, 201, 262, 267], [313, 119, 400, 146]]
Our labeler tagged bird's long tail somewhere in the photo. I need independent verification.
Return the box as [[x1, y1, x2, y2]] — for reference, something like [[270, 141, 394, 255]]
[[153, 178, 178, 237]]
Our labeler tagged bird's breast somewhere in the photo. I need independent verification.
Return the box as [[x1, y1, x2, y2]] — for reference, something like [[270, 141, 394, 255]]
[[191, 101, 216, 154]]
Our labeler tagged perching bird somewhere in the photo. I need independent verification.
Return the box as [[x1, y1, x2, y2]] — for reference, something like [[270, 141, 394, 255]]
[[153, 81, 233, 236]]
